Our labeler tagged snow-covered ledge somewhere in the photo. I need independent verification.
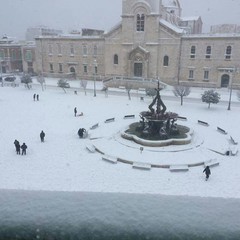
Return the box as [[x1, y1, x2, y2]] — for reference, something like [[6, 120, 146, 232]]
[[121, 128, 193, 147]]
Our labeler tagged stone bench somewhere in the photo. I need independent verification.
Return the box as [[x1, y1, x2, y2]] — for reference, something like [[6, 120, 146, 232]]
[[169, 165, 189, 172], [230, 136, 238, 145], [102, 155, 118, 164], [86, 144, 96, 153], [217, 127, 227, 135], [198, 120, 209, 126], [105, 118, 115, 123], [90, 123, 99, 130], [132, 162, 151, 170], [124, 115, 135, 119], [204, 159, 219, 167]]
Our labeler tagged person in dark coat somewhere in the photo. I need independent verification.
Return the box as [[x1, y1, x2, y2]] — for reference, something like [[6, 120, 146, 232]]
[[40, 130, 45, 142], [21, 143, 28, 155], [78, 128, 86, 138], [203, 166, 211, 181], [36, 94, 39, 101], [14, 139, 20, 154], [33, 94, 36, 101], [74, 107, 77, 117]]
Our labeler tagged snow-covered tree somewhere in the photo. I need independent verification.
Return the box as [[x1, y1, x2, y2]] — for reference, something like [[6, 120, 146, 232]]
[[57, 79, 70, 93], [37, 74, 45, 91], [80, 80, 88, 95], [21, 74, 32, 89], [173, 85, 191, 106], [201, 89, 220, 108]]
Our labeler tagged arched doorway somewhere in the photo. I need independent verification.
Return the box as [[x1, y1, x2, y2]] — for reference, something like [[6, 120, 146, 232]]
[[221, 74, 230, 88], [69, 66, 76, 79]]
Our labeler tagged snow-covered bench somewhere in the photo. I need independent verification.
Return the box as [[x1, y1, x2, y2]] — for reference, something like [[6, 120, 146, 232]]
[[90, 123, 99, 130], [102, 155, 118, 164], [124, 115, 135, 119], [204, 159, 219, 167], [86, 144, 96, 153], [169, 165, 189, 172], [217, 127, 227, 135], [105, 118, 115, 123], [230, 136, 238, 145], [119, 86, 125, 90], [132, 162, 151, 170], [198, 120, 209, 126], [177, 116, 187, 121]]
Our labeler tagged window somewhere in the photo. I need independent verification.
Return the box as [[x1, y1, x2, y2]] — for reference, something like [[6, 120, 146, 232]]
[[189, 70, 194, 79], [163, 55, 169, 66], [83, 65, 88, 73], [25, 50, 32, 62], [204, 70, 209, 80], [48, 44, 53, 54], [190, 46, 196, 59], [205, 46, 211, 59], [83, 45, 88, 56], [114, 54, 118, 64], [70, 44, 74, 55], [49, 63, 54, 72], [136, 14, 145, 32], [93, 45, 97, 56], [225, 46, 232, 60], [57, 44, 62, 55], [59, 63, 63, 73]]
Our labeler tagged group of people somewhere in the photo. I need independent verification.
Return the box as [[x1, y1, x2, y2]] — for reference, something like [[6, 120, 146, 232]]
[[13, 131, 46, 155], [33, 93, 39, 101], [13, 140, 27, 155]]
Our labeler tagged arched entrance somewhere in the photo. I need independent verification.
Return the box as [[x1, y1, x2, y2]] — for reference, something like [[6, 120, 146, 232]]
[[69, 66, 76, 79], [221, 74, 230, 88]]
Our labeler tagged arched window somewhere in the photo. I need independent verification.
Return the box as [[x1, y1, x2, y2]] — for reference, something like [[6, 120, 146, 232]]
[[225, 46, 232, 60], [114, 54, 118, 64], [163, 55, 169, 66], [206, 46, 211, 59], [136, 14, 145, 32], [190, 46, 196, 59]]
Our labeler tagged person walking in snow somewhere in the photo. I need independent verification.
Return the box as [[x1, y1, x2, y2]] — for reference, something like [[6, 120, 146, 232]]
[[33, 93, 36, 101], [40, 130, 45, 142], [21, 143, 28, 155], [36, 94, 39, 101], [14, 139, 20, 154], [203, 166, 211, 181], [74, 107, 77, 117]]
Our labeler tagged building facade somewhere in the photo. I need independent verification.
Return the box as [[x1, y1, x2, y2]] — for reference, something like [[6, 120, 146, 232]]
[[34, 0, 240, 89]]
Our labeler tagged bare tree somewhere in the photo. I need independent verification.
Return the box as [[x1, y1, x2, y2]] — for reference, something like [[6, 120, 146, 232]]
[[80, 80, 88, 95], [237, 91, 240, 101], [125, 82, 133, 100], [173, 85, 191, 105], [37, 74, 45, 91]]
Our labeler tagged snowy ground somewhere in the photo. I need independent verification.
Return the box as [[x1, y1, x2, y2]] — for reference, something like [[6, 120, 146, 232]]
[[0, 79, 240, 239]]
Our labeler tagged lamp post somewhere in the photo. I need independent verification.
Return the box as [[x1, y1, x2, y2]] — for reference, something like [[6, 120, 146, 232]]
[[227, 68, 236, 111], [93, 59, 97, 97]]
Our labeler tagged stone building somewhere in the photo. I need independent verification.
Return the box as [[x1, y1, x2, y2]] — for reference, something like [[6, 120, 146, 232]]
[[34, 0, 240, 89]]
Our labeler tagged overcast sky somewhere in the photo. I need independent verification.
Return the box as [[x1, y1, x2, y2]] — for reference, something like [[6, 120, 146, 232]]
[[0, 0, 240, 40]]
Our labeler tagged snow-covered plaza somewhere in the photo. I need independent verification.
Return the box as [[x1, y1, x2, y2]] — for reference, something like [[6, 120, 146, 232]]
[[0, 79, 240, 239]]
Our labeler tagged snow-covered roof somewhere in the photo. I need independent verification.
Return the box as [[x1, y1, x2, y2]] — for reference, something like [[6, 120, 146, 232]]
[[181, 16, 201, 21], [182, 32, 240, 39], [159, 19, 185, 34]]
